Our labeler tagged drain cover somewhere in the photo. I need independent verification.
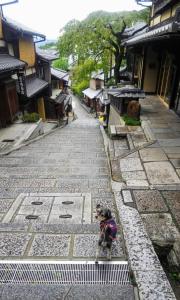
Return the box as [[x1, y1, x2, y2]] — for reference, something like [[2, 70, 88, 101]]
[[31, 201, 43, 205], [0, 261, 130, 285], [62, 201, 74, 205], [59, 214, 72, 219], [2, 139, 14, 142], [25, 215, 39, 220]]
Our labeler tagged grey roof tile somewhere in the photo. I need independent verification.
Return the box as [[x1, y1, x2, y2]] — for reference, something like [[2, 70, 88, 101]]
[[51, 68, 69, 82], [25, 77, 48, 98], [0, 54, 25, 73]]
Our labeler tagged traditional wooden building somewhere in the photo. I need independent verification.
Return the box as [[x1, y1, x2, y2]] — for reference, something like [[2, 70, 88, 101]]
[[0, 52, 25, 128], [124, 0, 180, 114], [82, 72, 104, 113], [0, 10, 27, 128], [1, 16, 49, 121], [49, 67, 71, 120]]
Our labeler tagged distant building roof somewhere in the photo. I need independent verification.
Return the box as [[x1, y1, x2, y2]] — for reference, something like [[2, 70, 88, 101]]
[[82, 88, 103, 99], [53, 93, 71, 105], [91, 71, 104, 81], [36, 49, 59, 61], [2, 17, 45, 40], [51, 67, 69, 82], [0, 54, 25, 74]]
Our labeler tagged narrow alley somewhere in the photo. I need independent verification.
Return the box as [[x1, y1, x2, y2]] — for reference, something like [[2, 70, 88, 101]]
[[0, 95, 134, 299]]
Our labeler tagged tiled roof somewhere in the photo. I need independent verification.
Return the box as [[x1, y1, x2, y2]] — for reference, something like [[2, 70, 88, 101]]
[[26, 77, 48, 98], [122, 22, 147, 39], [124, 21, 180, 46], [53, 93, 71, 105], [51, 68, 69, 82], [91, 71, 104, 81], [82, 88, 103, 99], [17, 76, 48, 98], [2, 17, 45, 39], [36, 49, 59, 61], [0, 54, 25, 73], [108, 86, 145, 98]]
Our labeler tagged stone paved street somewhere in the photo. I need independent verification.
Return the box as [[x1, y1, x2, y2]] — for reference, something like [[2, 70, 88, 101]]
[[0, 95, 135, 299], [0, 94, 178, 299]]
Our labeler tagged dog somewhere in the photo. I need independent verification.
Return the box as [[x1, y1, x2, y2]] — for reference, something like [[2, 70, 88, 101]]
[[95, 204, 117, 263]]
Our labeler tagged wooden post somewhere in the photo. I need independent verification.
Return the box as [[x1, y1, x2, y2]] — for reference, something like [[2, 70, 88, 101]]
[[38, 97, 46, 121]]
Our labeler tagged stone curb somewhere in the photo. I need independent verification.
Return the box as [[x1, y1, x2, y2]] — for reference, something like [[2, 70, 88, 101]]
[[99, 126, 176, 299], [113, 187, 176, 300]]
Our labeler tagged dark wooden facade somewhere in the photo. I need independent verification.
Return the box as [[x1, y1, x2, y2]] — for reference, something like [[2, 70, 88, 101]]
[[125, 0, 180, 114]]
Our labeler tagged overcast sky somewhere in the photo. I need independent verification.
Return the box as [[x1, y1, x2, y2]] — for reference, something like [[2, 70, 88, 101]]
[[2, 0, 142, 39]]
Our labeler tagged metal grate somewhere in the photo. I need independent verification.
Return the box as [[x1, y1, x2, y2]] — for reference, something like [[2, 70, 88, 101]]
[[0, 261, 131, 285]]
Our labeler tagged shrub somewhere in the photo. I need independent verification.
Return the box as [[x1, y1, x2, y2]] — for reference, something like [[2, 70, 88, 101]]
[[122, 115, 141, 126], [22, 112, 40, 123]]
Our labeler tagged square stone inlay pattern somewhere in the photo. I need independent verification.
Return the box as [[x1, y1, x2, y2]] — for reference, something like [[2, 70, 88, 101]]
[[133, 190, 168, 212], [4, 193, 91, 224], [144, 162, 180, 184]]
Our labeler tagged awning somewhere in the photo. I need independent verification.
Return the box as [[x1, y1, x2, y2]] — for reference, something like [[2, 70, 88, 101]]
[[25, 77, 48, 98], [0, 54, 25, 74], [124, 21, 180, 46], [82, 88, 102, 99]]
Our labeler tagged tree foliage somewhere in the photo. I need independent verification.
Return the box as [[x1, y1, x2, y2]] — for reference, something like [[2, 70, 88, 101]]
[[52, 57, 69, 71], [58, 9, 149, 91]]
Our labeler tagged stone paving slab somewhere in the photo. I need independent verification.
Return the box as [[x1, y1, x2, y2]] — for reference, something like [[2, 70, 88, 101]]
[[30, 223, 99, 234], [73, 234, 124, 258], [0, 285, 135, 300], [3, 193, 92, 225], [28, 234, 71, 257], [144, 162, 180, 185], [170, 159, 180, 168], [141, 213, 180, 241], [162, 191, 180, 227], [134, 271, 176, 300], [122, 171, 147, 181], [120, 158, 143, 172], [0, 233, 31, 256], [1, 284, 69, 300], [126, 180, 149, 188], [0, 199, 14, 213], [133, 190, 168, 212], [139, 148, 168, 162], [65, 285, 135, 300]]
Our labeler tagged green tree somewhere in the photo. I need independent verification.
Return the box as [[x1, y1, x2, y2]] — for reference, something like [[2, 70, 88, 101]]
[[71, 58, 100, 96], [52, 57, 69, 71], [58, 9, 148, 88]]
